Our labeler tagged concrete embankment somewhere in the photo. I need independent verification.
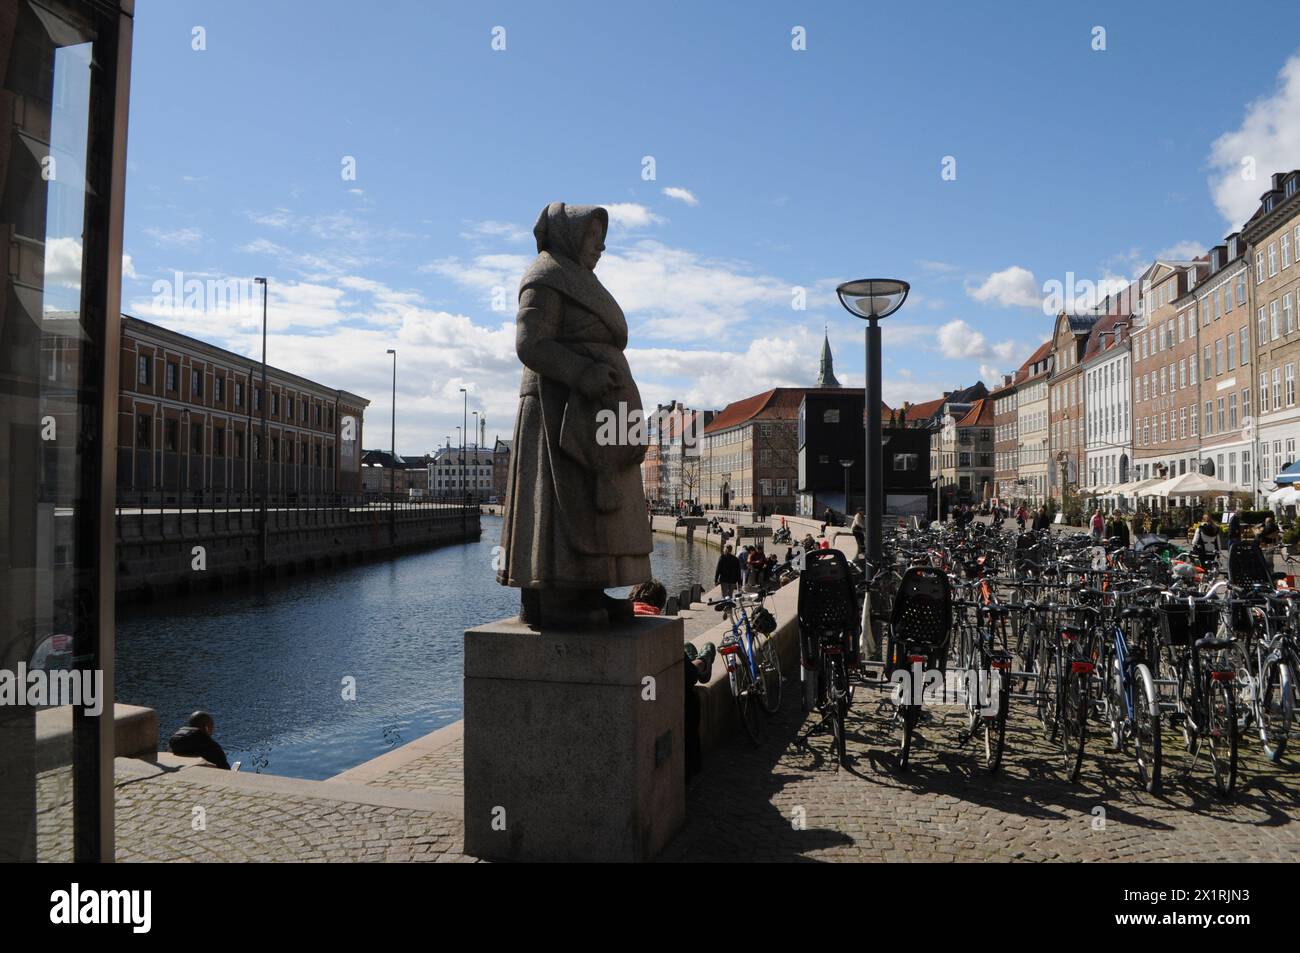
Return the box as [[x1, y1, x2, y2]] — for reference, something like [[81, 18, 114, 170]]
[[116, 504, 480, 604]]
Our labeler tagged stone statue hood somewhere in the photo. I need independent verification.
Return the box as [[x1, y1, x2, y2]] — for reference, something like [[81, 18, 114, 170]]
[[519, 202, 624, 341]]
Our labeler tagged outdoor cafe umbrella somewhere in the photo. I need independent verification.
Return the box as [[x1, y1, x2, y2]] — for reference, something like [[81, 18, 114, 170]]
[[1113, 477, 1161, 496], [1144, 471, 1238, 498], [1268, 486, 1300, 506]]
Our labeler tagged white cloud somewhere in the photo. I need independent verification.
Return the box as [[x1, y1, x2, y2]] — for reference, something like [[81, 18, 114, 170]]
[[428, 240, 796, 342], [603, 203, 664, 230], [1209, 52, 1300, 227], [1154, 240, 1204, 261], [937, 319, 1027, 375], [144, 226, 202, 249], [44, 237, 82, 288], [661, 186, 699, 207], [967, 266, 1042, 309], [460, 220, 531, 244]]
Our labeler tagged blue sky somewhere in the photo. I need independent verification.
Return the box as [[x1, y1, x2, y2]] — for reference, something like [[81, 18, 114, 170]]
[[120, 0, 1300, 453]]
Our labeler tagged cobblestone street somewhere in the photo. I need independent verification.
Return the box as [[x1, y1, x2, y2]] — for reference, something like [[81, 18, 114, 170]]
[[660, 681, 1300, 862], [96, 676, 1300, 863]]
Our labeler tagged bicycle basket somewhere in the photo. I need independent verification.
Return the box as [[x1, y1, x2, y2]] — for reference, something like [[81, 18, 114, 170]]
[[1158, 601, 1219, 647], [750, 606, 777, 635]]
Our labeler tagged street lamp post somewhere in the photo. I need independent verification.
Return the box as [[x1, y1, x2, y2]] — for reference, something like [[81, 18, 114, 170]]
[[387, 348, 397, 540], [472, 410, 481, 503], [253, 276, 269, 569], [836, 279, 910, 569], [459, 388, 468, 526]]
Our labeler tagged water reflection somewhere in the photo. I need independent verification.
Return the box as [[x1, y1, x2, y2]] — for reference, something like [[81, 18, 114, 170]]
[[116, 516, 710, 779]]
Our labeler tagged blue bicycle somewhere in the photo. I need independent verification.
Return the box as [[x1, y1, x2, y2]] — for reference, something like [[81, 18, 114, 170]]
[[1098, 584, 1162, 793], [710, 590, 782, 742]]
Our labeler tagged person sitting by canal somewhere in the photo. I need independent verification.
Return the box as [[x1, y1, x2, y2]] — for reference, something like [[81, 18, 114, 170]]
[[630, 579, 668, 616], [850, 509, 865, 552], [168, 710, 230, 770], [714, 544, 741, 599], [1190, 512, 1222, 568], [631, 579, 715, 781]]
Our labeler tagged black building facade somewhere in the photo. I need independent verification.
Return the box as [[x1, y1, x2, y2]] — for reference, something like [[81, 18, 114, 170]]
[[797, 390, 932, 520]]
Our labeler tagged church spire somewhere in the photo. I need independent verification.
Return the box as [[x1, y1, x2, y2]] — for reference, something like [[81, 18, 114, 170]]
[[816, 327, 840, 387]]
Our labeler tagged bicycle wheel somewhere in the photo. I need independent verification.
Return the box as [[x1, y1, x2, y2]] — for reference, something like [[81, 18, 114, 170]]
[[754, 631, 783, 715], [1060, 666, 1087, 782], [829, 655, 848, 769], [1260, 656, 1294, 763], [1206, 672, 1238, 799], [1107, 657, 1125, 753], [733, 652, 764, 744], [898, 704, 920, 771], [983, 667, 1008, 773], [1036, 638, 1060, 740], [1133, 662, 1161, 794]]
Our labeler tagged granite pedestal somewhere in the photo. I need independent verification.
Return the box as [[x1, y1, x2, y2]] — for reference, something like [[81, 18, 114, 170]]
[[463, 614, 685, 862]]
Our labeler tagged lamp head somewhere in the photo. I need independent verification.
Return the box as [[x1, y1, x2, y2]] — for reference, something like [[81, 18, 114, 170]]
[[835, 279, 910, 320]]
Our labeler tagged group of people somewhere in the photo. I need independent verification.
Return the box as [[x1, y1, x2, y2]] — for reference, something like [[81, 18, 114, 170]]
[[989, 502, 1053, 532], [712, 542, 789, 596]]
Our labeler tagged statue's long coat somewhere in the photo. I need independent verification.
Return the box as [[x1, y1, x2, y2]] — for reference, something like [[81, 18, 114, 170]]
[[497, 204, 653, 590]]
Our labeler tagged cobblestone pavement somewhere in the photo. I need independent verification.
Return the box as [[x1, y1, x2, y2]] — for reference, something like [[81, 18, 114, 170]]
[[363, 739, 463, 794], [103, 763, 474, 862], [659, 680, 1300, 862]]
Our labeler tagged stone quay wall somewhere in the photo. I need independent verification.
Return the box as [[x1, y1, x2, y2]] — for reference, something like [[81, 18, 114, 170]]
[[115, 503, 480, 603]]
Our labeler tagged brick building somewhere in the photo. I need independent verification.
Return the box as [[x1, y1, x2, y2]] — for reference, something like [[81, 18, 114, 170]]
[[117, 316, 368, 500]]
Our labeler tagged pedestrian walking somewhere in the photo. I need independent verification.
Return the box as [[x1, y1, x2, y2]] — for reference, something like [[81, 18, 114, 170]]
[[714, 544, 741, 599]]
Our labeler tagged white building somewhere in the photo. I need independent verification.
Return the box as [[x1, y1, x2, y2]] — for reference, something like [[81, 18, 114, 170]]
[[1014, 341, 1052, 503], [429, 445, 494, 500], [1082, 314, 1132, 493]]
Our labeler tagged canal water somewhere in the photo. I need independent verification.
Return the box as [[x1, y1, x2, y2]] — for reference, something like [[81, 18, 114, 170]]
[[115, 516, 714, 780]]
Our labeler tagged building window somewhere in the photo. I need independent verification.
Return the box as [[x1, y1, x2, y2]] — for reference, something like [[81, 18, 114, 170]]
[[191, 422, 203, 454], [138, 354, 152, 387], [272, 393, 279, 416], [191, 365, 203, 399], [165, 419, 179, 452], [136, 413, 152, 448], [235, 381, 244, 407], [214, 428, 225, 457], [214, 375, 224, 403], [166, 361, 178, 391]]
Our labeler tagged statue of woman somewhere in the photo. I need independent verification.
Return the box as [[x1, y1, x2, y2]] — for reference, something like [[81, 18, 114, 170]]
[[497, 203, 653, 627]]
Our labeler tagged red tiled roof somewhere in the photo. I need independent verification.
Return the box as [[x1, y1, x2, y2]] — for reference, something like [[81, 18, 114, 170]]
[[957, 397, 993, 427], [1082, 311, 1132, 363], [703, 389, 804, 432], [1014, 339, 1053, 383], [900, 396, 945, 423]]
